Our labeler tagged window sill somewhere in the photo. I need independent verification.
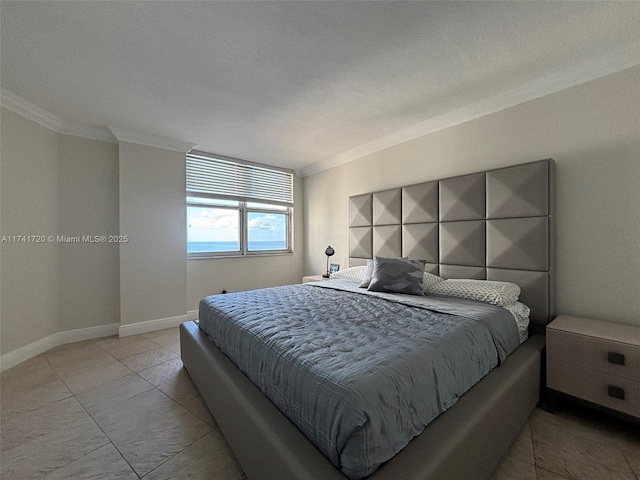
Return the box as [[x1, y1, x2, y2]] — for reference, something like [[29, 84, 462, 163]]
[[187, 251, 294, 260]]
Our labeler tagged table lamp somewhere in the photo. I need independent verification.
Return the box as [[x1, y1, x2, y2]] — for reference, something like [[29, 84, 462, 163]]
[[323, 245, 335, 278]]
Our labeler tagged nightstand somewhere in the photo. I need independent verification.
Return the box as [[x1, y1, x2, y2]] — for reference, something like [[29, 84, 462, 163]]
[[546, 315, 640, 419], [302, 275, 326, 283]]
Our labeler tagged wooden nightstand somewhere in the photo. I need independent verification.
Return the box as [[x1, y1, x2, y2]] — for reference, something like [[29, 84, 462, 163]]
[[302, 275, 326, 283], [546, 315, 640, 419]]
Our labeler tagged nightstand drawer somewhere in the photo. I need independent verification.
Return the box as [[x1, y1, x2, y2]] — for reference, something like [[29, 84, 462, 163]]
[[547, 329, 640, 381], [548, 360, 639, 417]]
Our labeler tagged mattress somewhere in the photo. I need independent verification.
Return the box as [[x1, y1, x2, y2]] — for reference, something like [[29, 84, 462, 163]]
[[198, 280, 520, 479]]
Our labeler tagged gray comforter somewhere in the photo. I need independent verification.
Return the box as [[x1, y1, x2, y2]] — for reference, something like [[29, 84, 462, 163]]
[[198, 280, 520, 479]]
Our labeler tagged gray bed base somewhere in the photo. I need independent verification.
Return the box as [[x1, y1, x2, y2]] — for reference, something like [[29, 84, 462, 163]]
[[181, 320, 545, 480]]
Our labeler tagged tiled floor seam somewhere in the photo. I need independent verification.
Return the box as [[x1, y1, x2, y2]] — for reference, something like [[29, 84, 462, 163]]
[[507, 452, 535, 467], [40, 353, 63, 379], [534, 466, 570, 479], [619, 448, 640, 480], [527, 412, 575, 480], [69, 370, 146, 479], [77, 397, 139, 476], [73, 370, 208, 479], [619, 447, 638, 480], [100, 439, 142, 480], [2, 395, 114, 478], [138, 428, 212, 479]]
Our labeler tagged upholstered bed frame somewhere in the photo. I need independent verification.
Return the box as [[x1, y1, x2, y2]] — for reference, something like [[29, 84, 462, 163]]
[[181, 158, 556, 479]]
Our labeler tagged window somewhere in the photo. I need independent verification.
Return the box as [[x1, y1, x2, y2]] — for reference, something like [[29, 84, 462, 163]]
[[186, 151, 293, 257]]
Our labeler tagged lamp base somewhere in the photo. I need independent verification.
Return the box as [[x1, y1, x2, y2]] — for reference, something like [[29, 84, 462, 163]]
[[322, 274, 330, 278]]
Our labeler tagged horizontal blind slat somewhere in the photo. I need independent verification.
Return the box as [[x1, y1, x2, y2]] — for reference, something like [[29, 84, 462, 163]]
[[186, 153, 293, 205]]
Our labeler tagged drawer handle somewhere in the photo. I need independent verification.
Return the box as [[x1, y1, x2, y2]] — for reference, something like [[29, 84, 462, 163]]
[[608, 351, 625, 366], [608, 385, 625, 400]]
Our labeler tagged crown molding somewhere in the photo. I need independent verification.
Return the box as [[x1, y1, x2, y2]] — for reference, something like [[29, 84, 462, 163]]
[[300, 43, 640, 177], [1, 88, 118, 143], [0, 89, 193, 152], [108, 126, 196, 153], [59, 124, 117, 144], [1, 89, 65, 131]]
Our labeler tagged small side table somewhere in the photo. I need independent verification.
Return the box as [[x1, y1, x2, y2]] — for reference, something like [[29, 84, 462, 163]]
[[546, 315, 639, 419]]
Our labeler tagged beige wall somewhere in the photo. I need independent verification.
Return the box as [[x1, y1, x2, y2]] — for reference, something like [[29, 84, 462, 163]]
[[119, 142, 187, 325], [303, 66, 640, 326], [1, 108, 60, 353], [57, 135, 120, 331], [1, 105, 304, 357], [1, 108, 121, 357], [187, 175, 304, 310]]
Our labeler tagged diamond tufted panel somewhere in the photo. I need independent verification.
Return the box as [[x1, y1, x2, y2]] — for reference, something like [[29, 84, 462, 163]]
[[402, 181, 438, 223], [373, 225, 402, 258], [348, 159, 554, 325], [439, 265, 486, 280], [487, 161, 548, 219], [349, 227, 372, 259], [440, 220, 486, 267], [373, 189, 402, 225], [424, 263, 439, 275], [402, 224, 438, 263], [349, 258, 368, 267], [439, 173, 485, 221], [487, 218, 549, 271], [349, 194, 373, 227]]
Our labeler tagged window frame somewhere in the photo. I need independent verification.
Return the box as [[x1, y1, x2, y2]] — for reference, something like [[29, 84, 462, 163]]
[[244, 202, 293, 256], [186, 151, 294, 259], [187, 198, 243, 258]]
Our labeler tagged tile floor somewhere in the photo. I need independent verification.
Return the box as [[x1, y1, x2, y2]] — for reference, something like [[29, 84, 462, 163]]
[[1, 327, 638, 480], [491, 400, 639, 480]]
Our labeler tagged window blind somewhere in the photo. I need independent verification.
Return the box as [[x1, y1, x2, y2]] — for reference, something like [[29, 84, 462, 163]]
[[186, 152, 293, 206]]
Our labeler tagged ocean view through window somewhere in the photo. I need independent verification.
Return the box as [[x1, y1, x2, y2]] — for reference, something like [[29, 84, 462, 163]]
[[188, 240, 287, 252], [186, 151, 293, 258]]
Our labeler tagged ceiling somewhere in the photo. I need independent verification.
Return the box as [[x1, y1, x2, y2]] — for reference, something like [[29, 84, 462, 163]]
[[2, 2, 640, 175]]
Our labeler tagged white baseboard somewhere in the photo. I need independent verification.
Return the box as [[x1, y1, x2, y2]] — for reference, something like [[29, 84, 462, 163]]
[[118, 310, 198, 337], [0, 323, 120, 372], [1, 311, 200, 372]]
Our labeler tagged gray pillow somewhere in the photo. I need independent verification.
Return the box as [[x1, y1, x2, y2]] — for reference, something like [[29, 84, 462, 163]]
[[359, 259, 375, 288], [367, 257, 426, 296]]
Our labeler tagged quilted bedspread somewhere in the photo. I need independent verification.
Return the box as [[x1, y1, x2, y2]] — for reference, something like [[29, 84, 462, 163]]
[[198, 280, 520, 479]]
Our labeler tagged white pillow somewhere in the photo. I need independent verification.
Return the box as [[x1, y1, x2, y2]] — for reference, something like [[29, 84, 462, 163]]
[[359, 259, 375, 288], [329, 265, 367, 283], [422, 271, 444, 292], [503, 301, 531, 343], [426, 279, 520, 306]]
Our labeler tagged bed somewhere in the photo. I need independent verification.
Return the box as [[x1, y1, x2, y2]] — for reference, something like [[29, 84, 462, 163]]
[[181, 158, 555, 480]]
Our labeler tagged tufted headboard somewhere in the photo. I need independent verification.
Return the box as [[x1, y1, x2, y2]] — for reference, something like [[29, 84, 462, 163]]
[[349, 159, 555, 333]]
